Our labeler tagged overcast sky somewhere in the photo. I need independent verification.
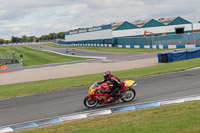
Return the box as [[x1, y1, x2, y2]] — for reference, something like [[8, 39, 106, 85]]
[[0, 0, 199, 40]]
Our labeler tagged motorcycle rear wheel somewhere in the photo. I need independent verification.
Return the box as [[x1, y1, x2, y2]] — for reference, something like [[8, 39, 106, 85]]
[[84, 97, 99, 108], [121, 89, 136, 102]]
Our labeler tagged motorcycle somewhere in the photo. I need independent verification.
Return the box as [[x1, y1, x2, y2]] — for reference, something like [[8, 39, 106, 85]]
[[84, 80, 137, 108]]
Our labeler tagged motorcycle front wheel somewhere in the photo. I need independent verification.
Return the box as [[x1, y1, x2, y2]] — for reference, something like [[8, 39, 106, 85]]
[[84, 97, 99, 108], [121, 89, 136, 102]]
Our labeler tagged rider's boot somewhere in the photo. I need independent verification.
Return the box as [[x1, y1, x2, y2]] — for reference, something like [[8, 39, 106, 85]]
[[107, 97, 112, 103], [113, 90, 121, 102], [112, 94, 120, 102]]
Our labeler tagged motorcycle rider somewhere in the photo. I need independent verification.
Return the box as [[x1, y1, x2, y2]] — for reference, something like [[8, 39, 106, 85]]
[[99, 71, 123, 101]]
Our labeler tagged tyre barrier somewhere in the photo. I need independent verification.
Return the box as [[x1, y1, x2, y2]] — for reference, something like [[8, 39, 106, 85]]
[[0, 65, 8, 70], [1, 95, 200, 133], [158, 48, 200, 63]]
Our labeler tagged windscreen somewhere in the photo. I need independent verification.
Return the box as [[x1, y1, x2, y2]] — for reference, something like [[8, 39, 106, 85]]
[[92, 82, 100, 89]]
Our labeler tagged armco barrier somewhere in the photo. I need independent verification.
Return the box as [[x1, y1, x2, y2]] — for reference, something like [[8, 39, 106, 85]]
[[116, 44, 200, 49], [57, 43, 112, 47], [158, 48, 200, 63]]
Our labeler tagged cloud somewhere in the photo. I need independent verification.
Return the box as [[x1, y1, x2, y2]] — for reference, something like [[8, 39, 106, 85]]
[[0, 0, 199, 40]]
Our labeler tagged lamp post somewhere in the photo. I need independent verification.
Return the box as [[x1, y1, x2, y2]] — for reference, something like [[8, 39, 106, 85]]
[[12, 51, 16, 64]]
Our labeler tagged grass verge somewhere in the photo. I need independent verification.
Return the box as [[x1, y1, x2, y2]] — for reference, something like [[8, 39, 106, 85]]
[[18, 100, 200, 133], [0, 46, 86, 66], [38, 43, 170, 53], [0, 57, 200, 99]]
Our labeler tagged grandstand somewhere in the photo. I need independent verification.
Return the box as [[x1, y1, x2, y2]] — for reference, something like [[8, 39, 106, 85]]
[[60, 16, 200, 47]]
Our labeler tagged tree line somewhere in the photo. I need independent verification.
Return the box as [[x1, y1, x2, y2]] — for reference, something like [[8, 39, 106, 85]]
[[0, 32, 65, 44]]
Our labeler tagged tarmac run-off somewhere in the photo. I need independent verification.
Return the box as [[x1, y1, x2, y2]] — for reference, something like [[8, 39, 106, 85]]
[[0, 57, 158, 85]]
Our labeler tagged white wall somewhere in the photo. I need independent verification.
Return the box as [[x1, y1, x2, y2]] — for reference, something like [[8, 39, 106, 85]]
[[65, 29, 113, 41], [113, 29, 141, 37], [193, 23, 200, 30], [165, 24, 192, 33], [140, 26, 166, 35]]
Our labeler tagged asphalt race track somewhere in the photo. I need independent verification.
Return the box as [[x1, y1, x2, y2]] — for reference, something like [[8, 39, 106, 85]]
[[0, 45, 158, 74], [0, 68, 200, 127], [27, 44, 158, 61]]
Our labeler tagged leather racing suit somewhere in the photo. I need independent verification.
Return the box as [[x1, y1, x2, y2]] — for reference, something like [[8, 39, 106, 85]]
[[100, 75, 123, 97]]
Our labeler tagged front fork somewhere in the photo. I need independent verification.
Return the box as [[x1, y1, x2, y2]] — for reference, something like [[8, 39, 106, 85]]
[[86, 94, 94, 102]]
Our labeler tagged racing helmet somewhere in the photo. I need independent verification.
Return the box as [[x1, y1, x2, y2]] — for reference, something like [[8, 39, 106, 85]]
[[104, 71, 111, 80]]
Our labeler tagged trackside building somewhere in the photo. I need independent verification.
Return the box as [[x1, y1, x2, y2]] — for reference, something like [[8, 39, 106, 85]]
[[60, 17, 200, 47], [65, 24, 113, 44]]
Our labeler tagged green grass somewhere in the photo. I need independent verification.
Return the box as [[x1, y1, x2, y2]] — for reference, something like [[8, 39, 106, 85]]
[[0, 57, 200, 99], [0, 46, 86, 66], [18, 100, 200, 133], [38, 43, 170, 53]]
